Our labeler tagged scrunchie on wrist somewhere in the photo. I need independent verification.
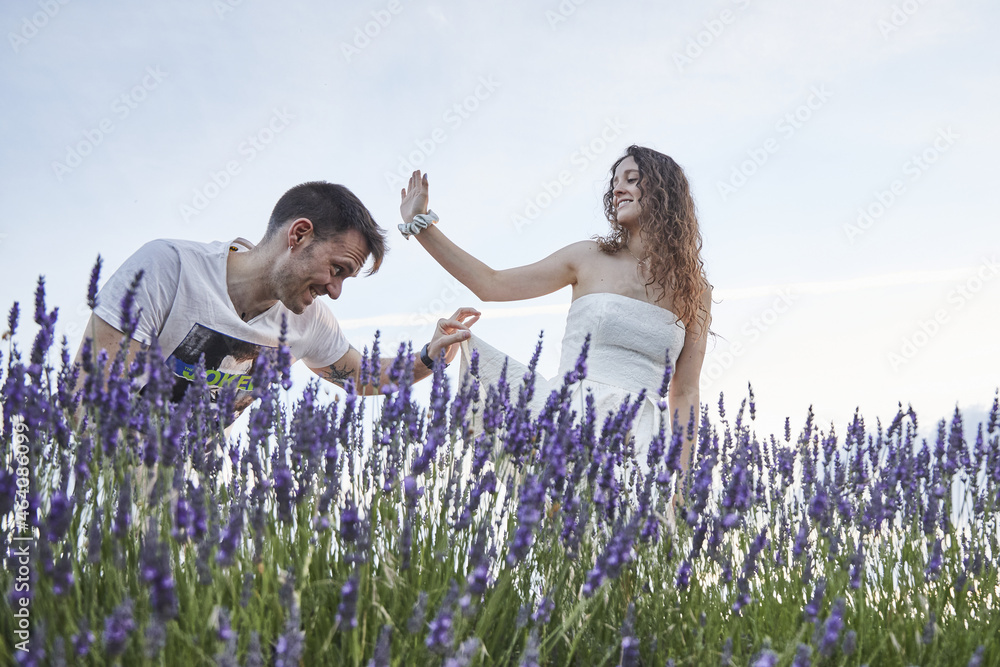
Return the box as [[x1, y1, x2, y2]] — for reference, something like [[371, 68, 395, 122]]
[[398, 209, 439, 239]]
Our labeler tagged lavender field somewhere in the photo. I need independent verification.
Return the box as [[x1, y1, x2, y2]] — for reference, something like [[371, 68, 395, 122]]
[[1, 276, 998, 666]]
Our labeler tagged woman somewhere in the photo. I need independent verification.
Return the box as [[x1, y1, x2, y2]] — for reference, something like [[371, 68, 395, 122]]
[[398, 146, 712, 474]]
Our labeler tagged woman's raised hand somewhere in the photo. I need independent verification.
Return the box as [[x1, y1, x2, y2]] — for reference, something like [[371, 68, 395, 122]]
[[400, 170, 430, 223]]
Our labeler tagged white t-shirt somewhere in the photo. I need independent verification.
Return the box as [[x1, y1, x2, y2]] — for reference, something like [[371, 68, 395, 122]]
[[94, 238, 350, 420]]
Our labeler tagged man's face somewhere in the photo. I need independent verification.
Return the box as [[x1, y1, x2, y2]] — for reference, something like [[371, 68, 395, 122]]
[[279, 228, 370, 314]]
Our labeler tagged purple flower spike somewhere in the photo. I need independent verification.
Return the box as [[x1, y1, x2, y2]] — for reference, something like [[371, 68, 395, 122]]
[[140, 532, 178, 620], [817, 597, 845, 657], [426, 581, 459, 654], [370, 625, 392, 667], [803, 578, 826, 623], [675, 559, 692, 589], [658, 348, 673, 397], [507, 474, 545, 566], [87, 256, 103, 310], [519, 629, 540, 667], [340, 501, 361, 543], [843, 629, 858, 656], [791, 644, 812, 667], [336, 573, 360, 630], [922, 612, 937, 645], [619, 603, 639, 667], [532, 596, 554, 625], [925, 538, 943, 581], [103, 597, 136, 657], [216, 502, 245, 567], [44, 490, 73, 544], [408, 591, 429, 634], [752, 649, 778, 667]]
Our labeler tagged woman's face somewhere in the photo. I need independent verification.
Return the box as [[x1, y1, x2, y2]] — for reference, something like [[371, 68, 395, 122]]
[[612, 156, 642, 227]]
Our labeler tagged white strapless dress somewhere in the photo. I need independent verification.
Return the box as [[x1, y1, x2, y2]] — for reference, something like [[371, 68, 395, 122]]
[[460, 293, 686, 470]]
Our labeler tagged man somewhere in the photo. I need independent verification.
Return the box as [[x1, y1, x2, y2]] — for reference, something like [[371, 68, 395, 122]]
[[77, 180, 479, 423]]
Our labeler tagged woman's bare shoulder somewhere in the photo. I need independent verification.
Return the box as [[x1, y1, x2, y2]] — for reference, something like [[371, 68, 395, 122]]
[[562, 239, 604, 256]]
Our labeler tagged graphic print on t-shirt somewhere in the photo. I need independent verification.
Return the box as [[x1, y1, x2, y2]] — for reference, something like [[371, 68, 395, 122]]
[[166, 323, 270, 418]]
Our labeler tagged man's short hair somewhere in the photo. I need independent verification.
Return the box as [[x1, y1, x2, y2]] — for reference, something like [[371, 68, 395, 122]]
[[265, 181, 387, 274]]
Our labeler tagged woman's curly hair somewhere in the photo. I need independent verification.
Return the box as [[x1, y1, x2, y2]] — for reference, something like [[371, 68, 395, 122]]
[[596, 145, 711, 334]]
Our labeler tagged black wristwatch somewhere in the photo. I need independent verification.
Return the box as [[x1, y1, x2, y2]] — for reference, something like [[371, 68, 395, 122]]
[[419, 343, 436, 370]]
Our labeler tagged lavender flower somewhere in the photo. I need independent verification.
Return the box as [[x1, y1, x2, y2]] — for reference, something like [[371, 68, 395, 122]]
[[245, 632, 265, 667], [102, 597, 136, 657], [675, 559, 692, 590], [408, 591, 429, 634], [658, 348, 673, 397], [87, 511, 103, 564], [336, 573, 360, 630], [519, 629, 541, 667], [507, 474, 545, 566], [817, 597, 846, 657], [582, 518, 639, 597], [216, 501, 244, 567], [720, 637, 733, 666], [751, 649, 778, 667], [144, 618, 167, 658], [803, 578, 826, 623], [112, 474, 131, 538], [50, 557, 74, 597], [619, 603, 640, 667], [843, 629, 858, 656], [140, 532, 178, 620], [444, 637, 481, 667], [426, 581, 459, 653], [532, 596, 555, 625], [71, 621, 95, 659], [275, 576, 304, 667], [368, 625, 392, 667], [44, 490, 72, 545], [791, 644, 812, 667], [925, 538, 943, 581], [922, 612, 936, 645], [340, 500, 361, 543], [849, 543, 864, 589]]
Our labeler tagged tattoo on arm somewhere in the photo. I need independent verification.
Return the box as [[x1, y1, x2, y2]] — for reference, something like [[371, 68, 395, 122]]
[[319, 361, 355, 387]]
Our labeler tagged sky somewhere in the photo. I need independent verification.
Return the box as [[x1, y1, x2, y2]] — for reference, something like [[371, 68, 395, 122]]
[[1, 0, 998, 442]]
